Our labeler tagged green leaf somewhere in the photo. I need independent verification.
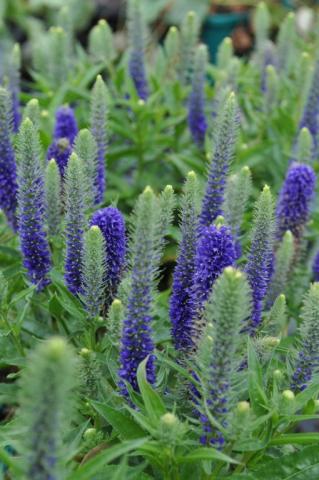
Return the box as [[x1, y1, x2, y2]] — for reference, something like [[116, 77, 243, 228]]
[[125, 407, 157, 435], [280, 414, 319, 426], [9, 285, 35, 306], [176, 447, 239, 465], [232, 438, 269, 452], [295, 382, 319, 412], [237, 445, 319, 480], [136, 357, 166, 421], [91, 401, 146, 439], [270, 433, 319, 445], [66, 438, 148, 480], [247, 339, 269, 415], [53, 284, 85, 321]]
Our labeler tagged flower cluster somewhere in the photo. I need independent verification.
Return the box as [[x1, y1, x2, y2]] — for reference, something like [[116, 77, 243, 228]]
[[47, 106, 78, 178], [90, 206, 126, 303], [276, 163, 316, 241], [193, 224, 236, 313]]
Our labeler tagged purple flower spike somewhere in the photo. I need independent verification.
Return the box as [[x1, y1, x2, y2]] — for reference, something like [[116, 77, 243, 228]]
[[53, 106, 78, 144], [188, 45, 208, 148], [17, 119, 51, 290], [119, 187, 158, 395], [170, 172, 199, 353], [90, 206, 126, 301], [0, 87, 18, 230], [245, 186, 274, 334], [64, 153, 86, 296], [90, 76, 108, 204], [276, 163, 316, 241], [127, 0, 149, 100], [193, 225, 236, 314], [47, 106, 78, 178], [47, 138, 72, 178], [129, 51, 149, 101], [199, 92, 239, 229]]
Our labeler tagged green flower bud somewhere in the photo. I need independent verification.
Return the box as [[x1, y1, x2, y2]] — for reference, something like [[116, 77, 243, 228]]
[[282, 390, 295, 401], [161, 412, 178, 427], [237, 401, 250, 414], [83, 427, 97, 440]]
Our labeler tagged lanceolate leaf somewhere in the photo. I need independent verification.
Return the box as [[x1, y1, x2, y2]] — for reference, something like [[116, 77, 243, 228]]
[[66, 438, 148, 480], [247, 339, 269, 415], [91, 401, 146, 439], [176, 447, 239, 465], [136, 357, 166, 421], [231, 445, 319, 480]]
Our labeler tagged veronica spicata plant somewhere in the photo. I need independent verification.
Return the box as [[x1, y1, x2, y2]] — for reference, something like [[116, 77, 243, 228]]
[[199, 92, 239, 229], [81, 225, 106, 318], [119, 186, 174, 394], [170, 171, 200, 354], [16, 118, 51, 290], [196, 267, 251, 447], [17, 337, 77, 480], [127, 0, 149, 100], [276, 162, 316, 242], [245, 185, 275, 334], [64, 152, 86, 295], [90, 75, 108, 203], [0, 87, 18, 230], [178, 11, 199, 86], [74, 128, 98, 209], [291, 283, 319, 392]]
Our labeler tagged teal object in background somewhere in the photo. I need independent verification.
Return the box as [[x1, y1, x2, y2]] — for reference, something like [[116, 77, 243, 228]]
[[282, 0, 319, 6], [282, 0, 295, 7], [202, 11, 249, 64]]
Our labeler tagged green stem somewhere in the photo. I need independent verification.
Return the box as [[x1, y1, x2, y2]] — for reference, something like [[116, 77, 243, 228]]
[[135, 115, 145, 180], [233, 452, 255, 474]]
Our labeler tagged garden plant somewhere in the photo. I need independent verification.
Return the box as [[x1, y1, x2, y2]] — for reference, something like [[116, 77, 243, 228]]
[[1, 1, 319, 479]]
